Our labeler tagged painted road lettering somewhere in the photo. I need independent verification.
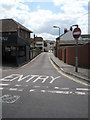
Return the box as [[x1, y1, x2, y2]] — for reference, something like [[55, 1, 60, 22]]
[[33, 75, 49, 83], [17, 75, 31, 82], [26, 75, 39, 82], [1, 74, 61, 84], [0, 74, 20, 81], [50, 76, 61, 84]]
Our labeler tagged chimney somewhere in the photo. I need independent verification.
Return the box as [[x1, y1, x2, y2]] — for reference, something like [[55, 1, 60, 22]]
[[64, 28, 68, 34], [34, 34, 35, 41], [70, 26, 72, 31]]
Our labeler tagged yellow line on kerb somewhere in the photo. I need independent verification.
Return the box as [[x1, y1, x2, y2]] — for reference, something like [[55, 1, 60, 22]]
[[49, 57, 90, 87]]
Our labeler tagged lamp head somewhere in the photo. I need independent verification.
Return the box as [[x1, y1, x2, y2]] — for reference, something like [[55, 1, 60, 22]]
[[53, 26, 58, 28], [72, 24, 78, 28]]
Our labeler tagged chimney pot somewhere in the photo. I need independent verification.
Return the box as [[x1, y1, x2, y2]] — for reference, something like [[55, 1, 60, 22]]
[[64, 28, 68, 34]]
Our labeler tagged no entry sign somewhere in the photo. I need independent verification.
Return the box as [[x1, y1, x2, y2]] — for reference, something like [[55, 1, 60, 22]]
[[73, 28, 81, 39]]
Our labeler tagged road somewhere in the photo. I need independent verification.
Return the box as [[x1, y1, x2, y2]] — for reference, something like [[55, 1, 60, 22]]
[[0, 52, 89, 118]]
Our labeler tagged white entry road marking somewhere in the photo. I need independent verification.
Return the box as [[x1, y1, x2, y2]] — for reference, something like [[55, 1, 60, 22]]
[[50, 76, 61, 84], [54, 87, 69, 90], [17, 75, 31, 82], [54, 87, 60, 89], [29, 88, 88, 96], [0, 74, 20, 81], [17, 89, 23, 92], [1, 74, 61, 84], [0, 84, 9, 86], [26, 75, 39, 82], [41, 90, 46, 93], [33, 75, 49, 83], [0, 88, 3, 90], [9, 88, 18, 91], [34, 86, 40, 88], [48, 90, 70, 95], [9, 88, 23, 92], [29, 89, 35, 92], [15, 84, 22, 87], [76, 88, 90, 91], [75, 91, 86, 95]]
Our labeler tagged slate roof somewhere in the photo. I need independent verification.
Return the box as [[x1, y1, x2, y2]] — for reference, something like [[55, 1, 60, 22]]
[[0, 19, 33, 33]]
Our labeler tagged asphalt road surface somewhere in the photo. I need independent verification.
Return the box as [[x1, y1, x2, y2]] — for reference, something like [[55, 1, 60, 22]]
[[0, 52, 89, 118]]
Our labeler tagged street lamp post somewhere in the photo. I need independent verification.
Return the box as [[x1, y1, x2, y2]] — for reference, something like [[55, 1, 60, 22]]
[[53, 26, 60, 57], [53, 26, 60, 47]]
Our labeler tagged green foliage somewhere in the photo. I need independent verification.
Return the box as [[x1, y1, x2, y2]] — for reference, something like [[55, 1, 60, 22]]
[[43, 40, 47, 47]]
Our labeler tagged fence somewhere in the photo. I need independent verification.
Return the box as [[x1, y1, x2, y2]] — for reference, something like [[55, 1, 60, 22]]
[[55, 42, 90, 69], [30, 49, 41, 60]]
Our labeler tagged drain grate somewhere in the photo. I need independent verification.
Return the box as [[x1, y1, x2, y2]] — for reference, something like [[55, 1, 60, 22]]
[[0, 95, 20, 103]]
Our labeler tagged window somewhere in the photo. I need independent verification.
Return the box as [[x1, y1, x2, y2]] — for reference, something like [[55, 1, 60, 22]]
[[5, 46, 11, 52], [25, 32, 28, 39], [11, 46, 16, 56], [18, 46, 25, 57]]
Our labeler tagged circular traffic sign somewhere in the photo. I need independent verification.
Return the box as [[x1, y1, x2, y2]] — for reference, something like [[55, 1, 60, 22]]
[[73, 28, 81, 39]]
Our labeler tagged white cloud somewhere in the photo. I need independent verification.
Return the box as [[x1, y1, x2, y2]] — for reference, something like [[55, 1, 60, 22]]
[[0, 0, 89, 40], [53, 0, 89, 34], [36, 33, 57, 40], [37, 5, 40, 9]]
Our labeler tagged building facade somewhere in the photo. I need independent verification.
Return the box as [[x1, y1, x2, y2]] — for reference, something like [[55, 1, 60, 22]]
[[35, 37, 44, 51], [55, 29, 90, 68], [0, 19, 32, 66], [44, 40, 55, 52]]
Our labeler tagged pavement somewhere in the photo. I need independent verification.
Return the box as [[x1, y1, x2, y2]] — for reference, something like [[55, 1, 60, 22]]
[[50, 53, 90, 82]]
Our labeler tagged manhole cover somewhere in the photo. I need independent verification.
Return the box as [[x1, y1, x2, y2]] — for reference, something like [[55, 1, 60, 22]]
[[0, 95, 20, 103]]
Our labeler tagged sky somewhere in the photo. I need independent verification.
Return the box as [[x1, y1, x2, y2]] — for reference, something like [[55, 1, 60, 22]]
[[0, 0, 89, 40]]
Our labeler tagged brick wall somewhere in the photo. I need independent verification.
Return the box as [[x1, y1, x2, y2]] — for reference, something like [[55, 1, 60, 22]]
[[62, 48, 64, 62], [66, 46, 76, 66], [78, 44, 88, 68], [57, 42, 90, 68]]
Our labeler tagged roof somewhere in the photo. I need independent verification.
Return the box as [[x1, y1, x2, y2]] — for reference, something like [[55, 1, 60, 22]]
[[81, 34, 90, 38], [0, 19, 33, 33], [56, 31, 89, 45], [56, 30, 74, 41], [60, 40, 89, 46], [35, 37, 43, 42], [56, 30, 90, 42]]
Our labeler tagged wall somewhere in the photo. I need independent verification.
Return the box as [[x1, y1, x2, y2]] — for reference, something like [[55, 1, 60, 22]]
[[30, 49, 41, 60], [57, 42, 90, 68], [78, 43, 89, 68], [66, 46, 76, 66]]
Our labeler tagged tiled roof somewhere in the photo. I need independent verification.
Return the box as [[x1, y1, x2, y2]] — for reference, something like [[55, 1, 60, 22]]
[[60, 40, 89, 45], [0, 19, 33, 33]]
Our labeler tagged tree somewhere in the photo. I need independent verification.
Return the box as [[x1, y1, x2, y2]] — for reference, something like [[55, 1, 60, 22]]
[[43, 40, 47, 47]]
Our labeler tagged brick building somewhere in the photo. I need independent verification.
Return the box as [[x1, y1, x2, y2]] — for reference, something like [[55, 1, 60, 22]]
[[35, 37, 44, 51], [0, 19, 33, 66], [30, 36, 44, 51], [56, 29, 90, 68]]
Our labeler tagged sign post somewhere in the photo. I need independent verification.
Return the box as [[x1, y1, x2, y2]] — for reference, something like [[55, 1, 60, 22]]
[[73, 27, 81, 72]]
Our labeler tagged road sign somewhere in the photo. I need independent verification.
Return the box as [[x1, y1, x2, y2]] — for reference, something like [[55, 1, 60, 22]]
[[73, 28, 81, 39]]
